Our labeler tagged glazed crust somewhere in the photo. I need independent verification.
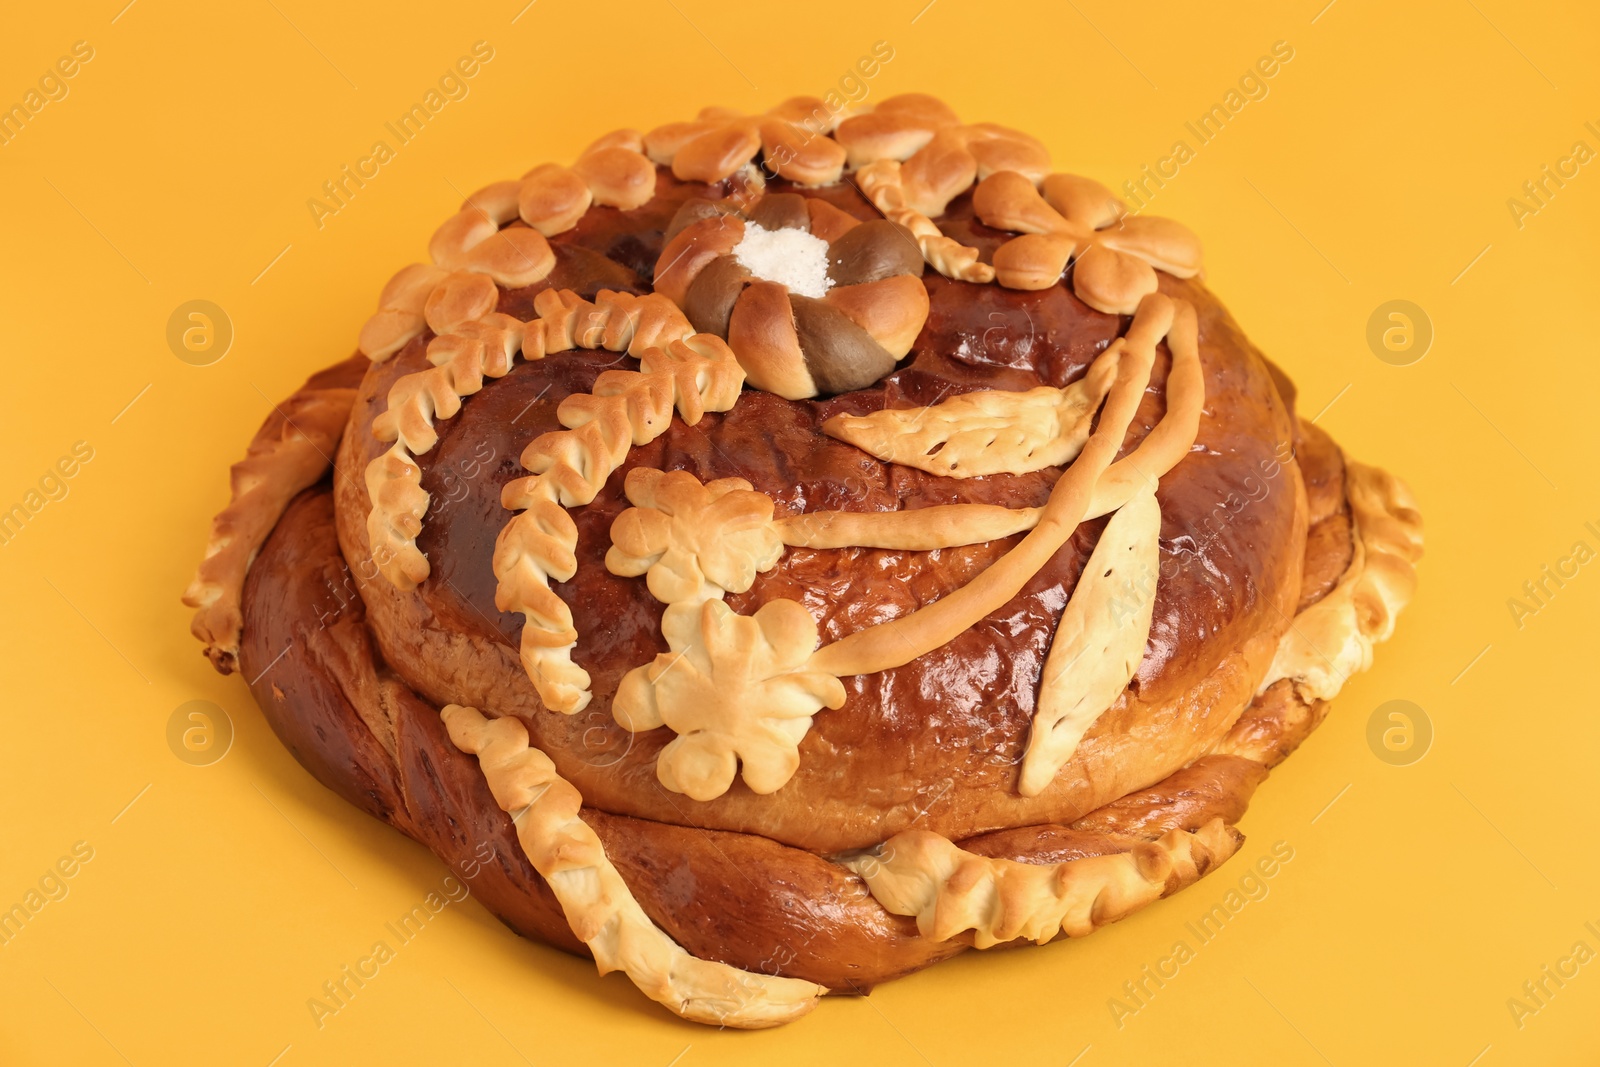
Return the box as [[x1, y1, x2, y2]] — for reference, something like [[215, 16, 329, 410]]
[[185, 95, 1428, 1025], [182, 355, 366, 672], [242, 475, 1351, 988], [328, 177, 1304, 852]]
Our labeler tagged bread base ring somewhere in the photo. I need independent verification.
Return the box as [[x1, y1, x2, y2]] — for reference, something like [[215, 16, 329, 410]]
[[232, 359, 1374, 1008]]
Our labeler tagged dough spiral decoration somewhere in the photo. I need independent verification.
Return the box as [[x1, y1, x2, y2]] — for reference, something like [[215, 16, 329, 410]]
[[364, 289, 691, 590], [495, 326, 744, 715]]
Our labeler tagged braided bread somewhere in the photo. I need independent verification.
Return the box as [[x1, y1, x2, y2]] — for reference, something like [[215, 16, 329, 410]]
[[189, 94, 1423, 1030]]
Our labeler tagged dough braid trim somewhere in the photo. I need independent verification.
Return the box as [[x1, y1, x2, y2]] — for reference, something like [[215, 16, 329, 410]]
[[442, 704, 825, 1028]]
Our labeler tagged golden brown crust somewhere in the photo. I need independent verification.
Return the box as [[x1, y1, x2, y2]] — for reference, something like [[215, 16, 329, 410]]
[[1067, 755, 1270, 838], [190, 94, 1425, 1029], [227, 450, 1393, 1013], [329, 270, 1304, 855], [182, 356, 364, 672]]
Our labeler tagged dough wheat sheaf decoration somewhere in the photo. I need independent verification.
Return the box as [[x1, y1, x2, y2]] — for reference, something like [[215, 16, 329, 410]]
[[185, 94, 1424, 1029]]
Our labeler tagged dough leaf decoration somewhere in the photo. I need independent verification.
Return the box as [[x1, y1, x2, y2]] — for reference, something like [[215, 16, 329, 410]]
[[1018, 481, 1162, 797], [821, 345, 1118, 479]]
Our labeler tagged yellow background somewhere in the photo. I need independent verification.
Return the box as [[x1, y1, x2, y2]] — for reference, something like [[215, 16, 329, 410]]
[[1, 1, 1596, 1063]]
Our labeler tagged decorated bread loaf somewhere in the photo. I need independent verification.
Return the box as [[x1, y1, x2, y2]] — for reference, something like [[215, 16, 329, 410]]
[[184, 94, 1422, 1028]]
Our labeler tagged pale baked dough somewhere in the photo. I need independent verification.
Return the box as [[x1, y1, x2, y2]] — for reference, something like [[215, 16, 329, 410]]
[[495, 327, 745, 714], [641, 98, 858, 186], [605, 468, 784, 606], [976, 171, 1203, 314], [843, 817, 1238, 948], [183, 375, 356, 671], [821, 344, 1118, 478], [442, 704, 826, 1027], [1020, 482, 1162, 796], [613, 599, 846, 800], [1257, 461, 1423, 702]]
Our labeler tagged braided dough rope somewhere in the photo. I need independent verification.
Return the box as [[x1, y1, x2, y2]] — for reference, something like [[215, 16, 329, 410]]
[[495, 319, 745, 715], [364, 289, 692, 589], [856, 160, 993, 284], [1258, 461, 1424, 702], [183, 375, 358, 672], [842, 817, 1237, 948], [975, 171, 1203, 314], [366, 304, 525, 589], [441, 704, 826, 1028]]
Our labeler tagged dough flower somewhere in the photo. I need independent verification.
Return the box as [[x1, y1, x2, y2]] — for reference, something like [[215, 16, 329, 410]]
[[614, 599, 846, 801], [606, 468, 784, 605]]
